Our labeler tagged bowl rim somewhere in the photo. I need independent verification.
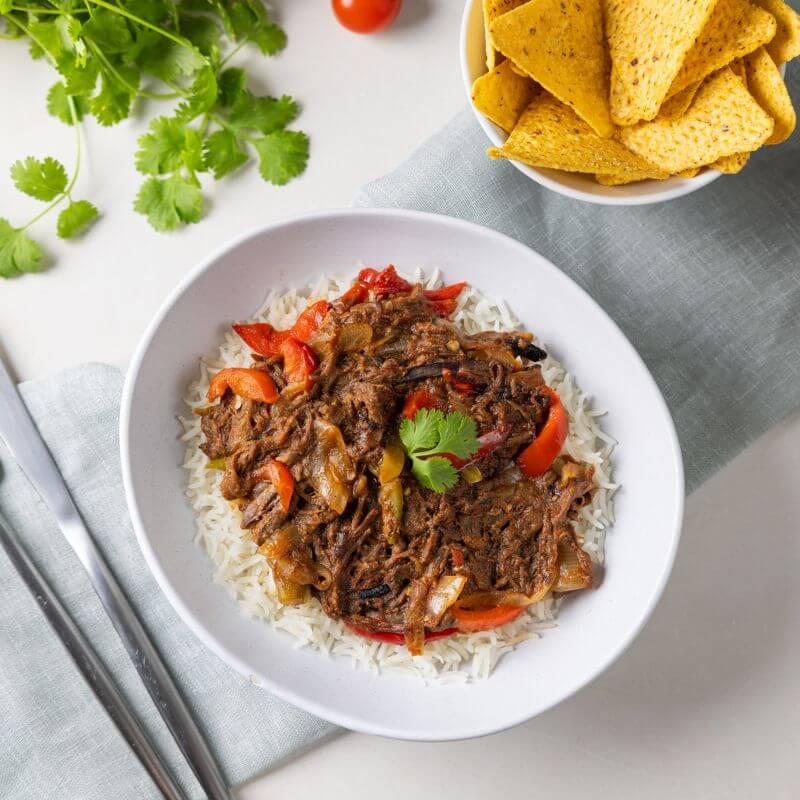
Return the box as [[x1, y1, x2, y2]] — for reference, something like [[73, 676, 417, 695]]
[[458, 0, 722, 206], [119, 208, 685, 739]]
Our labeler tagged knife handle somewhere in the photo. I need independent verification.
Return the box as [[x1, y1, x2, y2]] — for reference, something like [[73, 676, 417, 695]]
[[0, 511, 190, 800]]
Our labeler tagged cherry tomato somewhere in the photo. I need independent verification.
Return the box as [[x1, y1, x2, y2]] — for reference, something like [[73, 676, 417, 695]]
[[332, 0, 402, 34]]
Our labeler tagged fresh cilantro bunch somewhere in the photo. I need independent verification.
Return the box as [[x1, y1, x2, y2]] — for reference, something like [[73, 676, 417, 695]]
[[399, 408, 480, 493], [0, 0, 308, 278]]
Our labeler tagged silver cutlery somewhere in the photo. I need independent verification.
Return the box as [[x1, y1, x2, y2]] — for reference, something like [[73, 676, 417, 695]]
[[0, 356, 231, 800], [0, 509, 189, 800]]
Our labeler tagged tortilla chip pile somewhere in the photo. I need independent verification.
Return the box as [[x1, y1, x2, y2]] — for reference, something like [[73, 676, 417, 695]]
[[473, 0, 799, 185]]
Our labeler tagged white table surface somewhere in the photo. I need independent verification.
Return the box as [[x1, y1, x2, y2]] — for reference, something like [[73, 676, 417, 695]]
[[2, 3, 798, 799]]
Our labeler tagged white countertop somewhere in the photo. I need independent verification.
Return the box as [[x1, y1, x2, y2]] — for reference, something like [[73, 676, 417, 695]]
[[2, 3, 798, 798]]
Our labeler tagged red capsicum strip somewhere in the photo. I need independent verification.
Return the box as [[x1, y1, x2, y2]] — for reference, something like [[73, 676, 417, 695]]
[[207, 368, 279, 404], [423, 282, 466, 301], [451, 605, 525, 632], [445, 425, 511, 469], [401, 388, 440, 419], [427, 297, 458, 318], [291, 300, 330, 342], [232, 323, 288, 357], [255, 459, 294, 513], [339, 267, 378, 305], [347, 625, 458, 645], [280, 336, 318, 389], [233, 300, 324, 390], [443, 368, 474, 396], [339, 269, 466, 316], [371, 265, 412, 299], [516, 386, 569, 477]]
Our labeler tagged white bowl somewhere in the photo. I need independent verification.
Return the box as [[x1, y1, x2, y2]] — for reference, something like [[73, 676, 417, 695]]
[[459, 0, 721, 205], [120, 209, 684, 740]]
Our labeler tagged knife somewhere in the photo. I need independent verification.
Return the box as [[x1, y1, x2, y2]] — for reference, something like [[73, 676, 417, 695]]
[[0, 357, 231, 800]]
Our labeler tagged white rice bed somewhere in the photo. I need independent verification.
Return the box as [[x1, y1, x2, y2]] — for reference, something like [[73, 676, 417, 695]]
[[180, 269, 618, 683]]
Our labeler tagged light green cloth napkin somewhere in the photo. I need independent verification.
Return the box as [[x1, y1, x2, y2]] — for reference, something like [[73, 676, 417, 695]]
[[354, 65, 800, 492], [0, 364, 333, 800]]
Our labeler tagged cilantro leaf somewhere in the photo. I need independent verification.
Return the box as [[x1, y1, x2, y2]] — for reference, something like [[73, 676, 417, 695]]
[[399, 409, 480, 493], [28, 18, 70, 60], [135, 116, 188, 174], [202, 129, 248, 178], [251, 22, 287, 56], [56, 53, 99, 96], [229, 91, 298, 133], [90, 68, 137, 126], [217, 67, 246, 107], [436, 413, 479, 459], [412, 456, 459, 493], [124, 0, 171, 24], [227, 0, 266, 40], [138, 38, 205, 82], [134, 174, 202, 231], [399, 408, 443, 453], [254, 130, 309, 186], [82, 9, 133, 54], [179, 14, 221, 56], [47, 82, 89, 125], [57, 200, 99, 239], [10, 157, 68, 201], [174, 65, 218, 122], [0, 219, 44, 278], [182, 128, 205, 173]]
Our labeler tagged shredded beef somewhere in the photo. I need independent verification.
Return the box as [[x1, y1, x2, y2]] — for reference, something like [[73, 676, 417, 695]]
[[198, 280, 596, 651]]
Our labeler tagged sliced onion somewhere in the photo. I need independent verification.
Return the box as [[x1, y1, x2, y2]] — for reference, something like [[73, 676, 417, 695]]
[[455, 591, 536, 609], [424, 574, 467, 627], [480, 345, 519, 370], [311, 563, 333, 591], [338, 322, 373, 352], [258, 524, 298, 561], [309, 419, 354, 514], [273, 572, 309, 605], [555, 532, 593, 592]]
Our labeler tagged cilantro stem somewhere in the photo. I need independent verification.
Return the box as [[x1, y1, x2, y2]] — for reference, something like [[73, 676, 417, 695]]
[[84, 0, 198, 52], [198, 114, 210, 139], [20, 97, 82, 231], [209, 113, 257, 144], [87, 40, 183, 101], [9, 6, 79, 14], [5, 14, 83, 232], [219, 39, 249, 68]]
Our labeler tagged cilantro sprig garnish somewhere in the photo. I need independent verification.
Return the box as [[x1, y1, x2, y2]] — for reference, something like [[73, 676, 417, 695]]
[[0, 0, 308, 277], [399, 409, 480, 493]]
